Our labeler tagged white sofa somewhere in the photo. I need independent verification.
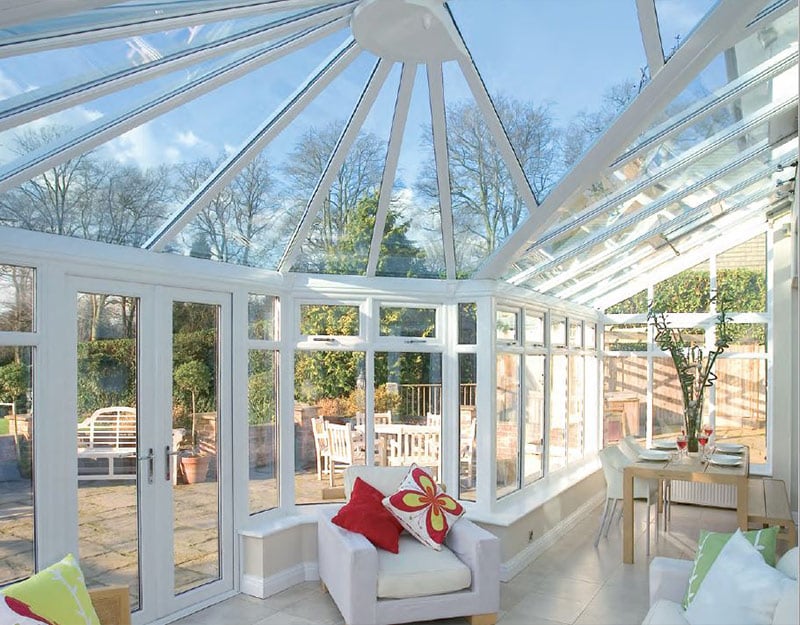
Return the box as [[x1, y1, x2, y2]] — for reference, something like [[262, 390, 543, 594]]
[[643, 546, 799, 625], [317, 465, 500, 625]]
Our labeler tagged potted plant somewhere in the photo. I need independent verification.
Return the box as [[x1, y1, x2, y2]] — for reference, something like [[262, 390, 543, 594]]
[[648, 296, 731, 452], [174, 360, 212, 484]]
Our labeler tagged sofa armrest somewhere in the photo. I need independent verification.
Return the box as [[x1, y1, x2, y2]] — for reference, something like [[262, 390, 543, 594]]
[[317, 509, 379, 625], [445, 518, 501, 610], [649, 557, 693, 607]]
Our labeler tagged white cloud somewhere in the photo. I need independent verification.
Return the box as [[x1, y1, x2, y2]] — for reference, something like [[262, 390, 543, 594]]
[[176, 130, 200, 147], [104, 124, 166, 166], [0, 70, 26, 99]]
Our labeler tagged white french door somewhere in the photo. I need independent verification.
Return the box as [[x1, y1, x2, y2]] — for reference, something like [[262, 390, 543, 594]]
[[70, 279, 233, 624]]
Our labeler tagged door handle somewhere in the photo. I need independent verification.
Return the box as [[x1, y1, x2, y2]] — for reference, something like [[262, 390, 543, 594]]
[[138, 448, 155, 484], [165, 446, 182, 482]]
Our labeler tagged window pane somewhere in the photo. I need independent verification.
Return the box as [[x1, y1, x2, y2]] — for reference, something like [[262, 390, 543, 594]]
[[549, 354, 568, 471], [653, 355, 694, 438], [0, 345, 33, 585], [568, 355, 584, 462], [550, 316, 566, 347], [76, 292, 141, 609], [717, 234, 766, 313], [0, 265, 34, 332], [375, 352, 442, 480], [458, 303, 477, 345], [653, 261, 710, 312], [299, 304, 359, 336], [496, 353, 520, 498], [294, 350, 366, 504], [605, 289, 647, 314], [496, 310, 518, 342], [379, 307, 436, 338], [568, 320, 582, 348], [248, 350, 278, 514], [715, 357, 767, 464], [604, 324, 647, 351], [604, 356, 646, 443], [248, 294, 277, 340], [585, 323, 597, 350], [524, 355, 544, 486], [525, 311, 544, 345], [459, 353, 477, 501]]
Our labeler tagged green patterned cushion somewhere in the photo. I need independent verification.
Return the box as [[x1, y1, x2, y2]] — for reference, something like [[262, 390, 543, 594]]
[[1, 553, 100, 625], [683, 526, 779, 608]]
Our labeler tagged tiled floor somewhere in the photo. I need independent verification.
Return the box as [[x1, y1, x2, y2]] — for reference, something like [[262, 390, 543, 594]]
[[172, 501, 748, 625]]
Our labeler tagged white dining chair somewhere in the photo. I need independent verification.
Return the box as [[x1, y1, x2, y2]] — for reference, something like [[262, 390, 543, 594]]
[[595, 445, 659, 555], [621, 435, 671, 530]]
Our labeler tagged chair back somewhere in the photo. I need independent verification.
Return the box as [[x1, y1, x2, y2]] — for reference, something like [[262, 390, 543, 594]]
[[619, 435, 643, 462], [327, 422, 355, 465], [598, 445, 627, 499], [312, 417, 328, 452], [374, 411, 392, 425], [343, 465, 412, 499]]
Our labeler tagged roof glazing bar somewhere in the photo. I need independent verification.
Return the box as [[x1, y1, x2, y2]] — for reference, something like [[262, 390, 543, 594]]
[[145, 37, 359, 252], [558, 183, 780, 301], [522, 94, 797, 253], [0, 0, 354, 57], [476, 0, 767, 279], [367, 63, 415, 277], [635, 0, 664, 75], [0, 6, 353, 133], [278, 56, 392, 272], [0, 1, 116, 31], [514, 140, 778, 286], [428, 62, 457, 280], [0, 21, 347, 195], [588, 213, 769, 309], [613, 45, 798, 170]]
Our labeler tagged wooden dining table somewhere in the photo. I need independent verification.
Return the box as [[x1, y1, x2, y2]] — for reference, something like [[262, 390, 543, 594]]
[[622, 446, 750, 563]]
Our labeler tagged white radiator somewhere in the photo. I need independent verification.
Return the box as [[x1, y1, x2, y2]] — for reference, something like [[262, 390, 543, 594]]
[[669, 481, 737, 508]]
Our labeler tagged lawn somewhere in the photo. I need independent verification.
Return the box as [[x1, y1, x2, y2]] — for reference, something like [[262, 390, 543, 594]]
[[0, 419, 8, 435]]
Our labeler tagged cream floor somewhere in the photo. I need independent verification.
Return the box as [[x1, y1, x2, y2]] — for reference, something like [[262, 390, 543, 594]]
[[171, 501, 746, 625]]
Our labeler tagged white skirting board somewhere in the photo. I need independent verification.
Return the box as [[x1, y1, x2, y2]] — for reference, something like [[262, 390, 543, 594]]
[[668, 481, 736, 508], [242, 562, 319, 599]]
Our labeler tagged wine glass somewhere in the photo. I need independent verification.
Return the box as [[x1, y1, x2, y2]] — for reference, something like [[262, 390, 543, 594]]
[[702, 423, 714, 456], [698, 431, 709, 461], [676, 433, 688, 459]]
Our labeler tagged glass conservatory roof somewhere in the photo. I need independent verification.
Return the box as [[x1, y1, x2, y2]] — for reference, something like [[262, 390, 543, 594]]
[[0, 0, 796, 307]]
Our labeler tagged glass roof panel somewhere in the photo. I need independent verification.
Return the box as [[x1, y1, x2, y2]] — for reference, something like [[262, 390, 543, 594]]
[[449, 0, 647, 196], [290, 56, 395, 275], [0, 0, 309, 42], [0, 7, 344, 127], [654, 0, 718, 61], [375, 63, 445, 279]]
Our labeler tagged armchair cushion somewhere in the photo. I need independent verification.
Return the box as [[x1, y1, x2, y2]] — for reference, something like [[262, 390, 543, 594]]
[[684, 529, 790, 625], [0, 553, 100, 625], [683, 526, 778, 607], [332, 477, 403, 553], [383, 464, 464, 550], [377, 535, 471, 599]]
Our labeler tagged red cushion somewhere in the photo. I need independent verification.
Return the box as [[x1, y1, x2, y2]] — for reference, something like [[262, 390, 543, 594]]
[[331, 477, 404, 553]]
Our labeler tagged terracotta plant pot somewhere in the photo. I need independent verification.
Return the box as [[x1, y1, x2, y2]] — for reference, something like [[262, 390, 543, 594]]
[[180, 454, 210, 484]]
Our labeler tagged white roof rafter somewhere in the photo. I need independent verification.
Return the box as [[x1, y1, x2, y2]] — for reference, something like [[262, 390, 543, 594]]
[[428, 61, 457, 280], [367, 62, 415, 277], [635, 0, 664, 76]]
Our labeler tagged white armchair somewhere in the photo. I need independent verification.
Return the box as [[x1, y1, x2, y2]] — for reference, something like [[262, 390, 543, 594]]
[[317, 465, 500, 625]]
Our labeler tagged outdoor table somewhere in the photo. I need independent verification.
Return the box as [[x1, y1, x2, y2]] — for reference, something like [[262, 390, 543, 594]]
[[622, 446, 750, 563]]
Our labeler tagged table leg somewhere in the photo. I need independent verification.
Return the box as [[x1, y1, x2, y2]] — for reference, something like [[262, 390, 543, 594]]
[[623, 467, 634, 564], [736, 476, 748, 531]]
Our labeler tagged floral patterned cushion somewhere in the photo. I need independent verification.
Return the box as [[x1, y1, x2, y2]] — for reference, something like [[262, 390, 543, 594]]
[[383, 464, 464, 550]]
